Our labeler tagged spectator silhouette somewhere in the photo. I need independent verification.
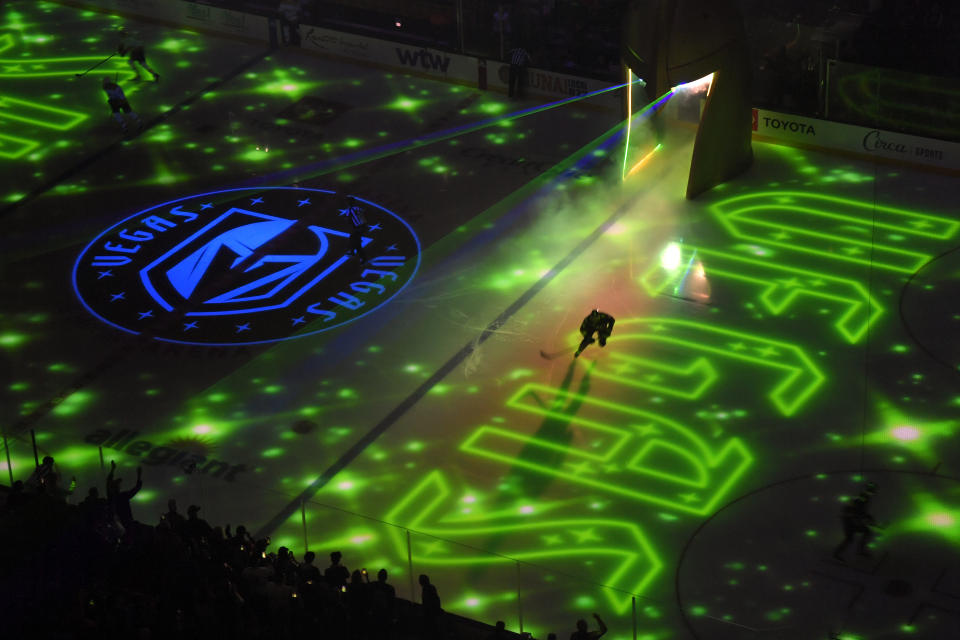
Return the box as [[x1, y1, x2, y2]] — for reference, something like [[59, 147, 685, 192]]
[[487, 619, 509, 639], [185, 504, 213, 542], [4, 479, 27, 513], [106, 460, 142, 531], [325, 550, 350, 592], [242, 554, 276, 613], [162, 498, 186, 533], [297, 551, 321, 587], [370, 568, 396, 602], [419, 573, 443, 639], [296, 551, 323, 626], [265, 573, 294, 634], [346, 568, 371, 637], [0, 481, 511, 639], [79, 487, 107, 523], [4, 462, 622, 639], [276, 545, 298, 585], [228, 523, 254, 546], [26, 455, 63, 496], [370, 568, 397, 637], [209, 524, 226, 548], [571, 613, 607, 639], [80, 486, 100, 507]]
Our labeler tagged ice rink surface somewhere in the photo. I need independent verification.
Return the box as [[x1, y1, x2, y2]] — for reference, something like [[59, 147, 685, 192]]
[[3, 2, 960, 639]]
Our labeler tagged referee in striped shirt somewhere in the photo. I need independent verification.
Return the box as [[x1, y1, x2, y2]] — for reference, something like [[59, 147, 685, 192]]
[[508, 45, 531, 98]]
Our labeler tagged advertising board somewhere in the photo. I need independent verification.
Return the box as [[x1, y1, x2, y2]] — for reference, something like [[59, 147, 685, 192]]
[[752, 108, 960, 173]]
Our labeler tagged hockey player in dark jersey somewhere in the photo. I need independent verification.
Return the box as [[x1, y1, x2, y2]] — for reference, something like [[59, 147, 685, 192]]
[[833, 481, 882, 560], [574, 309, 615, 358], [833, 495, 878, 560], [340, 199, 368, 264], [118, 30, 159, 82], [102, 77, 141, 134]]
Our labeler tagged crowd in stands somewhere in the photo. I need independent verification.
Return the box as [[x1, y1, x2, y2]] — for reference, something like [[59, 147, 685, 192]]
[[189, 0, 960, 131], [746, 0, 959, 118], [1, 457, 607, 640], [195, 0, 623, 81]]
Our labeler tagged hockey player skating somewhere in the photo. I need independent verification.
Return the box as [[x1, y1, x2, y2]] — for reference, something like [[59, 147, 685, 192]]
[[102, 77, 141, 135], [574, 309, 615, 358], [343, 200, 368, 264], [118, 30, 160, 82]]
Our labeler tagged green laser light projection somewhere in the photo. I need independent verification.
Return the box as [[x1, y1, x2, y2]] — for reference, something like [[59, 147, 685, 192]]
[[8, 2, 960, 637], [386, 470, 663, 614], [641, 245, 884, 344], [712, 192, 959, 274]]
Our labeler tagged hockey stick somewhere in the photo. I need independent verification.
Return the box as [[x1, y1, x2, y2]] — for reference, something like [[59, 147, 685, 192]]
[[75, 53, 116, 77], [539, 345, 576, 360]]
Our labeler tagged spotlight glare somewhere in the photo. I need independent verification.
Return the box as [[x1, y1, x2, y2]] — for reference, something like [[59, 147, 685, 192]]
[[673, 73, 714, 94], [661, 241, 682, 270], [928, 512, 955, 527], [890, 425, 920, 441]]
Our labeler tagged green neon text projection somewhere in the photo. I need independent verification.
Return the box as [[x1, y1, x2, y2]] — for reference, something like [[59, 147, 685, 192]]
[[461, 384, 753, 515], [598, 318, 826, 416], [0, 32, 125, 159], [712, 191, 959, 273], [0, 32, 129, 78], [640, 245, 884, 343], [373, 314, 824, 610], [385, 470, 664, 614], [457, 317, 825, 514]]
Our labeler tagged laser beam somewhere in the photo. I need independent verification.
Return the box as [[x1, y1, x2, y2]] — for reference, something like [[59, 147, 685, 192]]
[[249, 78, 667, 187], [621, 85, 673, 180]]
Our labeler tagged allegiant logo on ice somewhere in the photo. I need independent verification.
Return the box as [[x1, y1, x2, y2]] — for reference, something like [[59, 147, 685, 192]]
[[83, 428, 248, 482], [73, 187, 421, 346]]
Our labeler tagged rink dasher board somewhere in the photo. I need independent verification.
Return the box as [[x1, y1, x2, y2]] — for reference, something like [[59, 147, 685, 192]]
[[296, 25, 622, 113], [57, 0, 957, 173], [55, 0, 622, 113], [57, 0, 270, 43], [752, 107, 960, 175]]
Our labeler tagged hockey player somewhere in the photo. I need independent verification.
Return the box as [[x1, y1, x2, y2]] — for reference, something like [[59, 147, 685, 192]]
[[118, 30, 159, 82], [833, 495, 878, 560], [343, 201, 368, 264], [574, 309, 615, 358], [102, 77, 141, 135]]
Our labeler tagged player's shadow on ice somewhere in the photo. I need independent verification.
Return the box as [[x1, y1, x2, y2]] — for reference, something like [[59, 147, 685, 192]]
[[473, 361, 594, 563], [512, 359, 594, 500]]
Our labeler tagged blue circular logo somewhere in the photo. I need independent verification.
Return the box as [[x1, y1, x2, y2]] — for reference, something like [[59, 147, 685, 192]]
[[73, 187, 421, 346]]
